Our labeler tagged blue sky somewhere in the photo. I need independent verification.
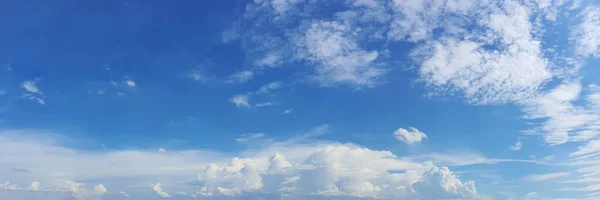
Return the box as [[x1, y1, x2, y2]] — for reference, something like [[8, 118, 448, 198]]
[[1, 0, 600, 199]]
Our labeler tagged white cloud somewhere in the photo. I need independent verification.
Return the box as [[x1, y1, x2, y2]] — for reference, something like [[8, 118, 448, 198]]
[[523, 172, 571, 182], [256, 81, 283, 94], [93, 184, 107, 194], [118, 191, 129, 197], [152, 183, 170, 198], [413, 166, 477, 199], [29, 181, 39, 191], [394, 127, 427, 144], [230, 94, 251, 108], [298, 20, 385, 88], [235, 133, 265, 142], [571, 6, 600, 58], [158, 148, 167, 153], [96, 90, 105, 95], [185, 70, 212, 82], [281, 108, 293, 115], [522, 82, 600, 145], [125, 80, 136, 87], [0, 89, 6, 95], [0, 129, 484, 199], [0, 181, 18, 190], [21, 80, 41, 94], [255, 102, 275, 107], [509, 140, 522, 151], [225, 70, 254, 84]]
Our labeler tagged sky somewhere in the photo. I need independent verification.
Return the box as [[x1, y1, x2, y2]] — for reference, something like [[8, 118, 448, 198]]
[[0, 0, 599, 199]]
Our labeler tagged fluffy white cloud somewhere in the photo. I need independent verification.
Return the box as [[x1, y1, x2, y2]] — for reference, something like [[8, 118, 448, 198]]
[[0, 181, 18, 190], [125, 80, 136, 87], [230, 94, 251, 108], [394, 127, 427, 144], [152, 183, 170, 198], [93, 184, 107, 194], [29, 182, 39, 191], [255, 102, 275, 107], [413, 166, 477, 199], [185, 70, 212, 82], [571, 6, 600, 58], [0, 129, 486, 199]]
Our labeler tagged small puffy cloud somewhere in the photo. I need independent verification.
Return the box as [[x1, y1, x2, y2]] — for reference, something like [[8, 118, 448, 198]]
[[184, 70, 213, 83], [230, 94, 251, 108], [125, 80, 136, 87], [225, 70, 254, 84], [523, 172, 571, 182], [96, 90, 105, 95], [256, 81, 282, 94], [158, 148, 167, 153], [93, 184, 107, 194], [509, 140, 522, 151], [29, 181, 39, 191], [281, 108, 293, 115], [0, 89, 6, 95], [394, 127, 427, 144], [152, 183, 170, 198], [118, 191, 129, 197], [21, 80, 41, 94], [0, 181, 18, 190]]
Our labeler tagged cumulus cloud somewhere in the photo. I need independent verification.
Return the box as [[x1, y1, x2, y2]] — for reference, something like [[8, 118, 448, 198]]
[[413, 166, 477, 199], [0, 181, 18, 190], [230, 94, 251, 108], [152, 183, 170, 198], [29, 181, 39, 191], [0, 129, 487, 199], [394, 127, 427, 144], [93, 184, 107, 194], [125, 80, 136, 87]]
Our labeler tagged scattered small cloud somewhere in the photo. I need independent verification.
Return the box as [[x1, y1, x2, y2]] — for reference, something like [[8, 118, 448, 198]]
[[21, 80, 41, 94], [509, 140, 522, 151], [255, 102, 276, 107], [152, 183, 170, 198], [523, 172, 571, 182], [119, 191, 129, 197], [96, 90, 105, 95], [158, 148, 167, 153], [256, 81, 283, 94], [29, 181, 39, 191], [394, 127, 427, 144], [235, 133, 265, 142], [0, 89, 6, 95], [3, 63, 11, 71], [230, 94, 250, 108], [110, 81, 118, 86], [126, 80, 136, 87], [225, 70, 254, 84], [94, 184, 107, 194], [281, 108, 293, 115]]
